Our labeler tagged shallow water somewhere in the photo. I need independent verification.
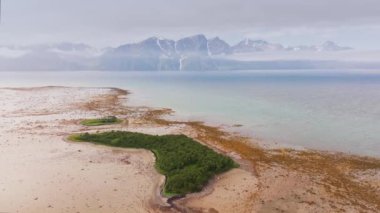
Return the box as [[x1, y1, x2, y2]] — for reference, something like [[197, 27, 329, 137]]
[[1, 70, 379, 157]]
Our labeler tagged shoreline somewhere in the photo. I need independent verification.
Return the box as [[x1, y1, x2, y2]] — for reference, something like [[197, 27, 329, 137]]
[[1, 86, 379, 212], [109, 87, 380, 212], [126, 86, 380, 159]]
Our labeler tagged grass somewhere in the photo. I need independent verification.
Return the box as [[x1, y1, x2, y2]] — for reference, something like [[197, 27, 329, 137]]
[[69, 131, 237, 196], [80, 116, 122, 126]]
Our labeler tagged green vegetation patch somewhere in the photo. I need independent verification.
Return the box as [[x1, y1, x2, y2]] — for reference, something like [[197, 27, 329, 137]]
[[70, 131, 237, 196], [80, 116, 122, 126]]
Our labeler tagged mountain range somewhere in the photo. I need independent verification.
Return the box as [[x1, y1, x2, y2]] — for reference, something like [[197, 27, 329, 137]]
[[105, 34, 352, 58], [0, 34, 377, 71]]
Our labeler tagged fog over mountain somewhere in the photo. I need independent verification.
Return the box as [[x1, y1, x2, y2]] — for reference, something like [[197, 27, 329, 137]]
[[2, 0, 380, 49], [0, 34, 378, 71]]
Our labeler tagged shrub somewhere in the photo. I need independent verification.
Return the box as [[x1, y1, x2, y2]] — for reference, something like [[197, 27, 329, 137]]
[[80, 116, 121, 126]]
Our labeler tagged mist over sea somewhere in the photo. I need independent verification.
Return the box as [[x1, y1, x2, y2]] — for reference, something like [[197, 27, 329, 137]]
[[1, 70, 380, 157]]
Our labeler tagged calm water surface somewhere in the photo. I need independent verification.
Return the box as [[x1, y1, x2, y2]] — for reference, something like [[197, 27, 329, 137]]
[[1, 70, 379, 157]]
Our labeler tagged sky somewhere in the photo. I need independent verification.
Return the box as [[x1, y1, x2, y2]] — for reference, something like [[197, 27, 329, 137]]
[[0, 0, 380, 49]]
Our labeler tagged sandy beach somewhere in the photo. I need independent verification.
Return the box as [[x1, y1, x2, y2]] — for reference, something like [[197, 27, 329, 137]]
[[0, 87, 169, 212], [0, 87, 379, 213]]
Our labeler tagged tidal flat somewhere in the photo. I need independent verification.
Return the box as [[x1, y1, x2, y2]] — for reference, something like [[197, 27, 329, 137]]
[[0, 86, 379, 213]]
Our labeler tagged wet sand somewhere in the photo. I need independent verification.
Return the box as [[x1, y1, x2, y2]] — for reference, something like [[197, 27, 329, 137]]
[[0, 87, 379, 213]]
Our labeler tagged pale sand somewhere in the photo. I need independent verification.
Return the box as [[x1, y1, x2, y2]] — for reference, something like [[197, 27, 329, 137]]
[[175, 169, 258, 213], [0, 87, 257, 213], [0, 87, 168, 212], [1, 86, 379, 213]]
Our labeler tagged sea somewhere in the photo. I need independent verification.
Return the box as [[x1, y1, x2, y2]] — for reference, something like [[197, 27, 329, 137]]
[[1, 70, 379, 157]]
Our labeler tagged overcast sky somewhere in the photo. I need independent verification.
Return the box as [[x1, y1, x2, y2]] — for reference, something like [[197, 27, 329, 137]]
[[0, 0, 380, 49]]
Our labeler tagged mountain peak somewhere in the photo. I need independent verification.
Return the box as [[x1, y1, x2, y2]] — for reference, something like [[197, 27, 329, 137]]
[[233, 39, 283, 53], [207, 37, 231, 55], [318, 41, 352, 51], [188, 34, 207, 39], [175, 34, 208, 56], [113, 35, 352, 56], [210, 36, 223, 41]]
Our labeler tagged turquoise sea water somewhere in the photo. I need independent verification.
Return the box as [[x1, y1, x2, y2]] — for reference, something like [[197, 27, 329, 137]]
[[1, 70, 379, 157]]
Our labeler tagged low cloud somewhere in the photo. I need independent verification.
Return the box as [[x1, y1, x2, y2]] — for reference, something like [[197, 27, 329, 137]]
[[0, 0, 379, 48]]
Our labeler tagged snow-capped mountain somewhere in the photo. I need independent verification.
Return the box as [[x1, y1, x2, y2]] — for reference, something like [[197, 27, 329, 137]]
[[97, 35, 354, 59], [156, 38, 176, 57], [317, 41, 352, 51], [101, 35, 216, 70], [0, 34, 363, 71], [175, 34, 208, 56], [230, 39, 351, 53], [207, 37, 232, 55], [232, 39, 285, 53], [112, 37, 164, 57], [48, 43, 103, 57], [0, 42, 103, 58], [288, 41, 352, 52], [107, 34, 210, 58]]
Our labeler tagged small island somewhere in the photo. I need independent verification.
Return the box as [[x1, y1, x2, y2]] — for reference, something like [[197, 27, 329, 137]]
[[69, 131, 237, 196], [80, 116, 122, 126]]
